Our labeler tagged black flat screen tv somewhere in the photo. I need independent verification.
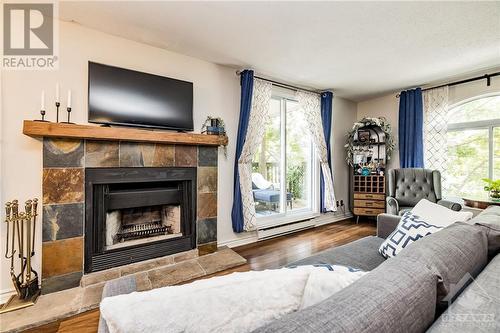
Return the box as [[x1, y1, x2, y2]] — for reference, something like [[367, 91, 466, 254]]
[[88, 62, 193, 131]]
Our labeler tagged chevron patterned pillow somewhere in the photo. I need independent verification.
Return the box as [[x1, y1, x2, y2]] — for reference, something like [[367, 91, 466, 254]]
[[379, 211, 444, 258]]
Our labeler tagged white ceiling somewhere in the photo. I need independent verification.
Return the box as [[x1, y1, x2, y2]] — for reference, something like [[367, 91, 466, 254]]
[[60, 1, 500, 101]]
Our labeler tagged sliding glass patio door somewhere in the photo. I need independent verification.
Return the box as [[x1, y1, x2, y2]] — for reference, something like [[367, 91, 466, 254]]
[[252, 95, 319, 227]]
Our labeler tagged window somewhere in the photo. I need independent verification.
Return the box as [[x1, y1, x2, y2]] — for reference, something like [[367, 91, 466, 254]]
[[252, 94, 319, 225], [446, 95, 500, 197]]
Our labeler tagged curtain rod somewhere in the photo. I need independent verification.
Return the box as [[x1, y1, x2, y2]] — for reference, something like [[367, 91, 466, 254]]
[[396, 71, 500, 97], [236, 70, 322, 95]]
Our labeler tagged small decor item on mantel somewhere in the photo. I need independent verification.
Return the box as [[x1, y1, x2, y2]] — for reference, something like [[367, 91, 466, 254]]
[[201, 116, 226, 136], [0, 199, 41, 314], [35, 85, 72, 123], [35, 90, 47, 122], [55, 83, 61, 123], [202, 116, 227, 157], [483, 178, 500, 202], [64, 90, 74, 124]]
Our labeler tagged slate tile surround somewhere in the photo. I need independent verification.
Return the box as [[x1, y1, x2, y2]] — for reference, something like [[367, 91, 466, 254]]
[[42, 168, 84, 204], [42, 203, 84, 242], [198, 146, 218, 166], [198, 167, 217, 193], [197, 218, 217, 244], [175, 145, 198, 167], [43, 138, 84, 167], [42, 237, 84, 278], [41, 138, 219, 294], [198, 242, 218, 256], [197, 192, 217, 218], [85, 140, 119, 167], [119, 142, 175, 167], [41, 271, 83, 295]]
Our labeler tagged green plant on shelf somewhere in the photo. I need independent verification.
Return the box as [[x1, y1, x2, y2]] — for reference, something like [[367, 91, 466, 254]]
[[483, 178, 500, 201]]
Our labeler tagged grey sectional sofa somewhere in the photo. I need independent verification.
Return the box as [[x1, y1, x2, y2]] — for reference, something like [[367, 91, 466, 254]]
[[99, 206, 500, 333], [255, 206, 500, 333]]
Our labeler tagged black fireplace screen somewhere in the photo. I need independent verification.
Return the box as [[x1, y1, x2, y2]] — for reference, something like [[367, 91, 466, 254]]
[[85, 167, 196, 273]]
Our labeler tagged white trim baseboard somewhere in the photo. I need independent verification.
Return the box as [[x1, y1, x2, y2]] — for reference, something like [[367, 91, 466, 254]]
[[218, 233, 258, 248], [257, 219, 316, 240], [219, 211, 354, 248], [313, 211, 354, 226]]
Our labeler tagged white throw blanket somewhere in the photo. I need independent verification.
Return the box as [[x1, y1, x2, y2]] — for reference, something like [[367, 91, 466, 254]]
[[100, 265, 366, 333]]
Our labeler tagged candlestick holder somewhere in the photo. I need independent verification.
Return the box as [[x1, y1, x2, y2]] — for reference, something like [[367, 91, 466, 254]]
[[34, 109, 48, 122], [55, 102, 60, 123], [63, 107, 74, 124]]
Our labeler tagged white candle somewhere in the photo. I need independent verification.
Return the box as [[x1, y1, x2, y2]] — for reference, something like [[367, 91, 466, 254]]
[[41, 90, 45, 110], [55, 83, 60, 102], [67, 90, 72, 108]]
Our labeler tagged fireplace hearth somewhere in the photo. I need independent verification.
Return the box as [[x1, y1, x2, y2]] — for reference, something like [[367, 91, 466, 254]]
[[85, 167, 196, 273]]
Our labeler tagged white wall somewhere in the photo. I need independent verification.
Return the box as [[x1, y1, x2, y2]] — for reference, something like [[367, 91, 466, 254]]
[[357, 94, 400, 170], [356, 73, 500, 168], [448, 74, 500, 105], [0, 21, 242, 298], [332, 97, 357, 211]]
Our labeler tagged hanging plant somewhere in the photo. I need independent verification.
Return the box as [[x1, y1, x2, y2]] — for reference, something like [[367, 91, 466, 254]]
[[344, 117, 394, 166]]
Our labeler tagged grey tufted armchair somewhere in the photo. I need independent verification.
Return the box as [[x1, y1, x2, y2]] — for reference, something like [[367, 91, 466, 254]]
[[386, 168, 462, 215]]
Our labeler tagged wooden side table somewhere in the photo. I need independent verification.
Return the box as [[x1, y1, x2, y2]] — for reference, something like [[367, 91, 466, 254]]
[[463, 197, 500, 210]]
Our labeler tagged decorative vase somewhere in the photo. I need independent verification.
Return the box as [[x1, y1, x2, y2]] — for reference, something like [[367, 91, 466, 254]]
[[489, 190, 500, 202]]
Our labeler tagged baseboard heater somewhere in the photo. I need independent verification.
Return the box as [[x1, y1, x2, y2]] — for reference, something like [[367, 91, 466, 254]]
[[257, 219, 316, 240]]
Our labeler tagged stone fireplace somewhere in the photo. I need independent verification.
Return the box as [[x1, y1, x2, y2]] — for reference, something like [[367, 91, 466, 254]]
[[41, 138, 218, 293]]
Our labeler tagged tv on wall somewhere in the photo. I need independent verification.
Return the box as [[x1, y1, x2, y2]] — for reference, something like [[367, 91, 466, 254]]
[[88, 62, 194, 131]]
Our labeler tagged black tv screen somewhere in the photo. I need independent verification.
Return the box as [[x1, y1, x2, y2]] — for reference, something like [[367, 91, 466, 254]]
[[88, 62, 193, 131]]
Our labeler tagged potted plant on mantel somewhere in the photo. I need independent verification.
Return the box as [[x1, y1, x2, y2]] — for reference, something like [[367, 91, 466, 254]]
[[201, 116, 227, 157], [483, 178, 500, 202]]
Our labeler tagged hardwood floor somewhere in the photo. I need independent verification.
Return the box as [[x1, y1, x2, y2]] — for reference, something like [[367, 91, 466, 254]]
[[27, 219, 375, 333]]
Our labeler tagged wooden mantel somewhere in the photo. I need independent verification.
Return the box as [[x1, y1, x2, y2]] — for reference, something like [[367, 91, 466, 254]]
[[23, 120, 228, 146]]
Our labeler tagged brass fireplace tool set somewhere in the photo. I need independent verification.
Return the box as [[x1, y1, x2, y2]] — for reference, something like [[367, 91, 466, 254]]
[[0, 199, 41, 314]]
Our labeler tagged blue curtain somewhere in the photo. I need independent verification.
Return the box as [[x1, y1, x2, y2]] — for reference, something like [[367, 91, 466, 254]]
[[320, 92, 333, 212], [398, 88, 424, 168], [231, 70, 254, 233]]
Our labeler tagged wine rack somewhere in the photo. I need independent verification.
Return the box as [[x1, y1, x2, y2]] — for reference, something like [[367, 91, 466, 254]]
[[352, 175, 386, 220]]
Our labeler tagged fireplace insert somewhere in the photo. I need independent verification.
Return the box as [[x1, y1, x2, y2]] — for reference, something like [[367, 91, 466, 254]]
[[85, 167, 196, 273]]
